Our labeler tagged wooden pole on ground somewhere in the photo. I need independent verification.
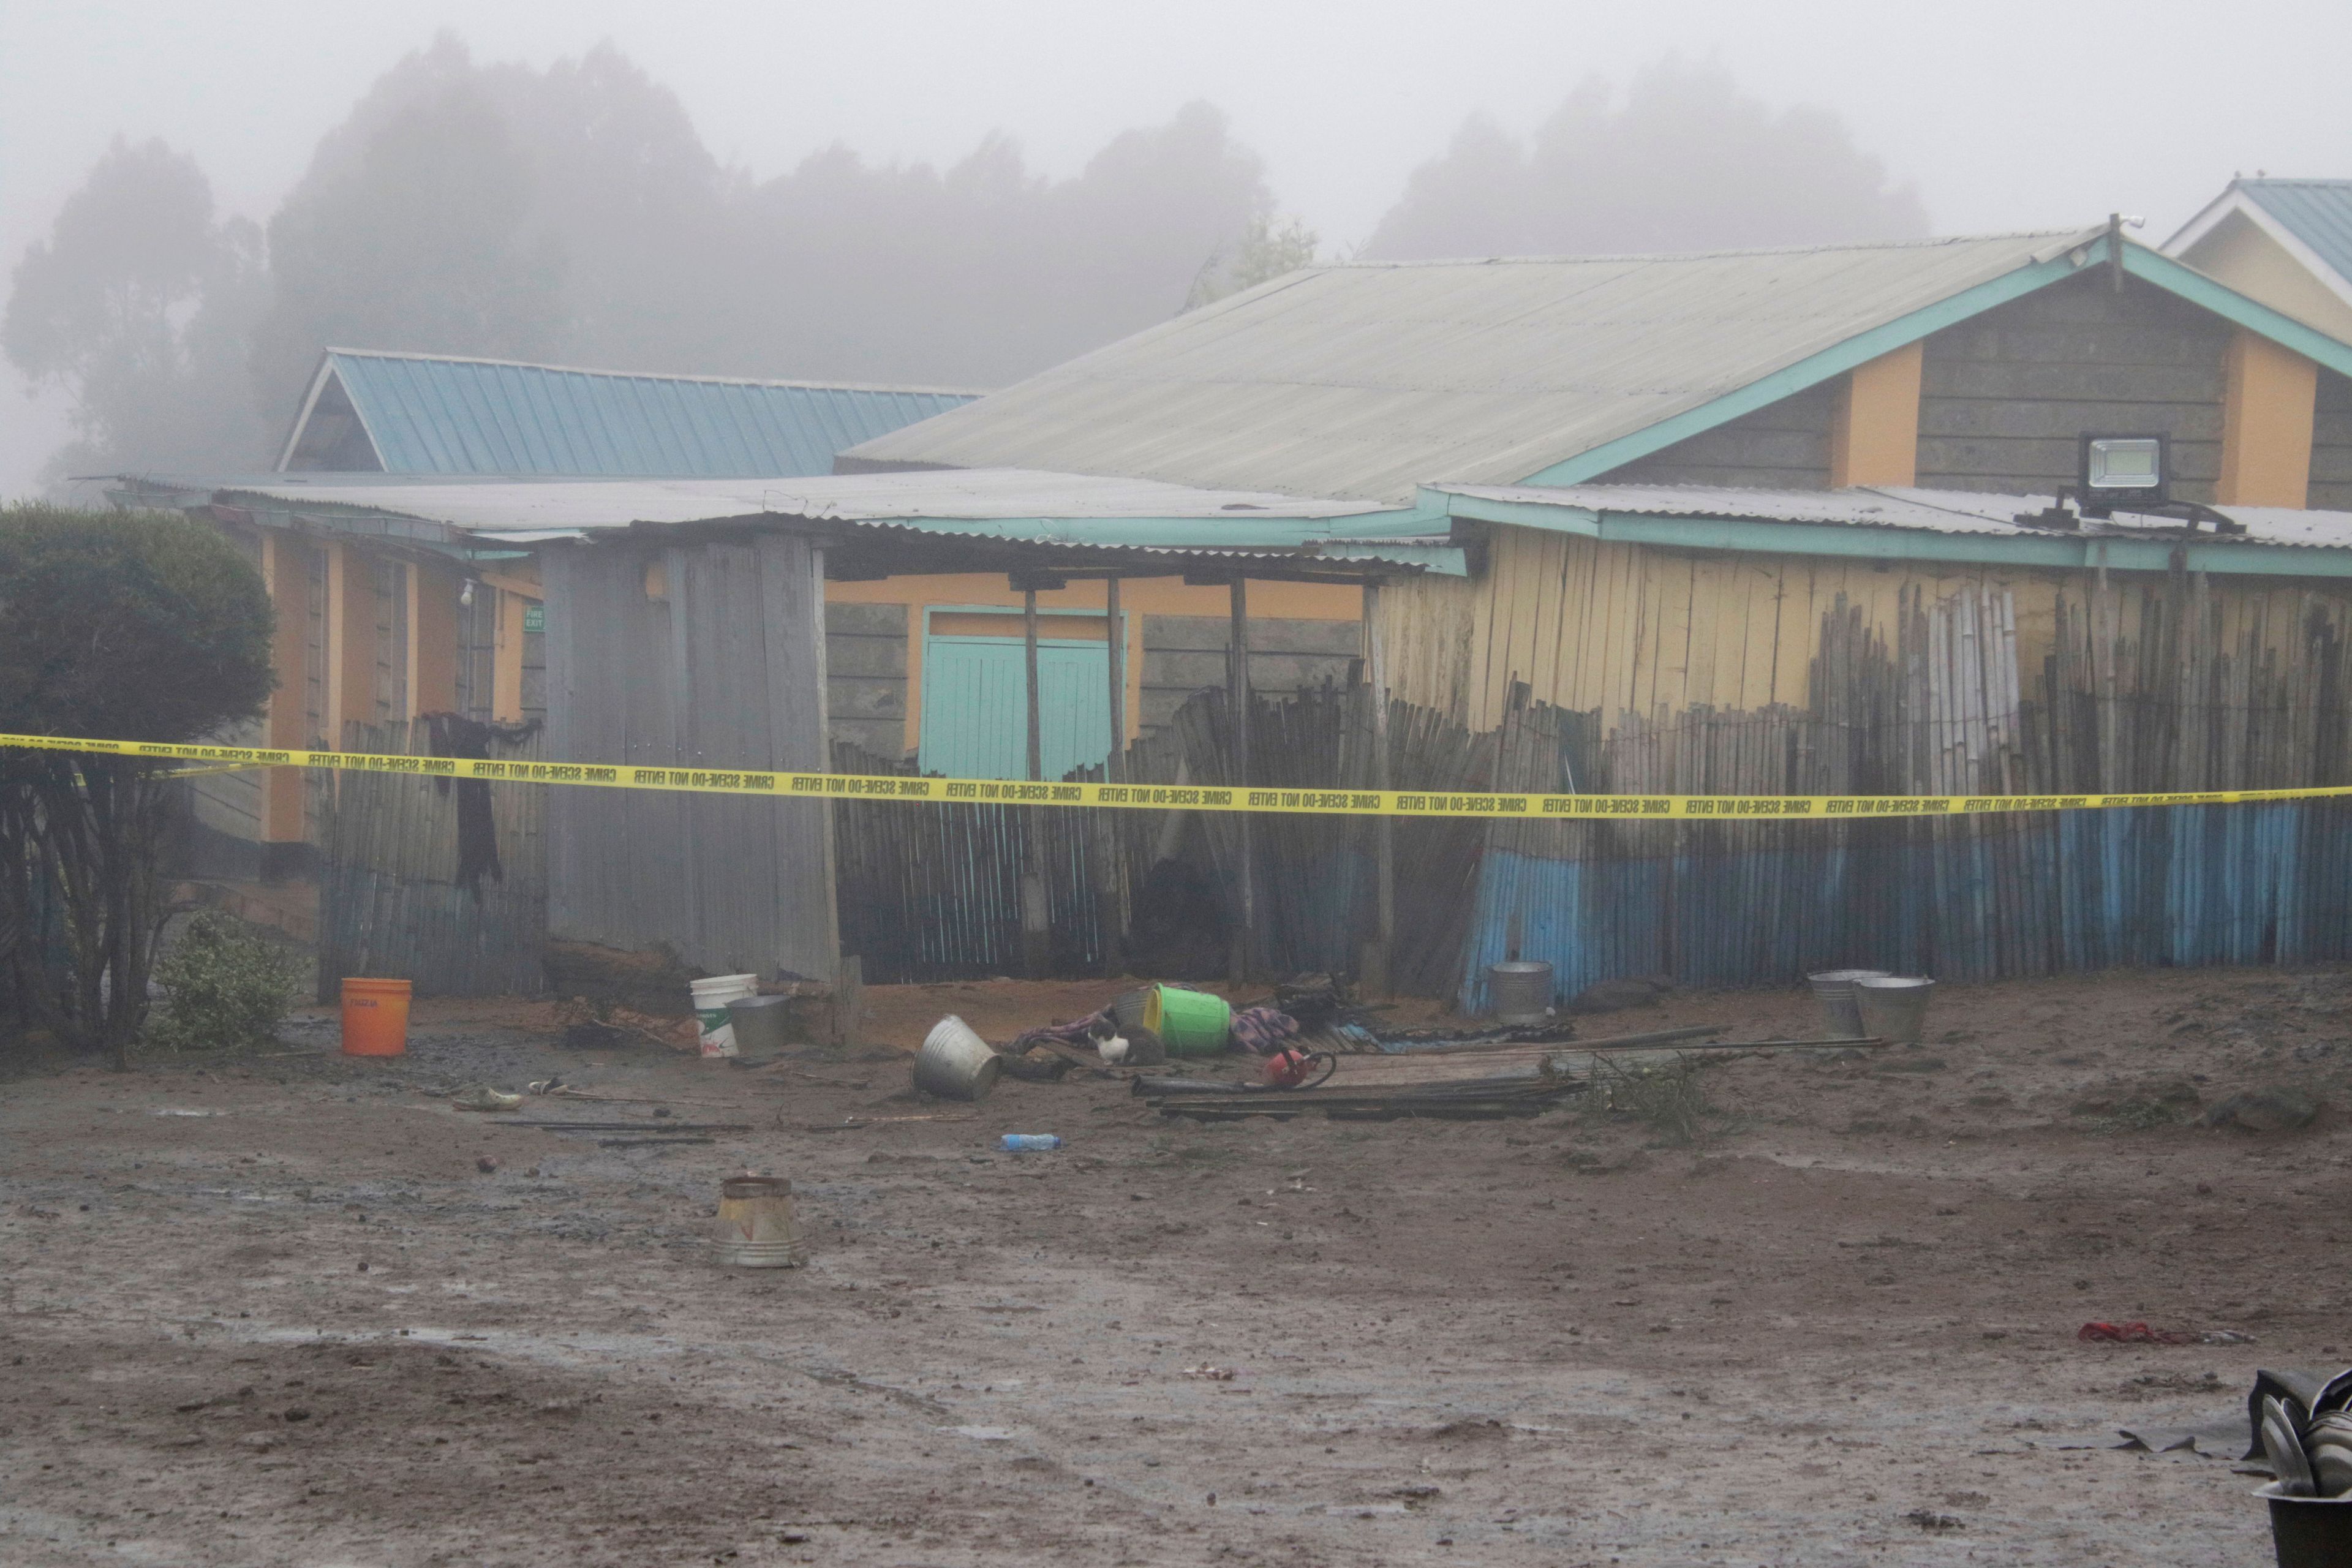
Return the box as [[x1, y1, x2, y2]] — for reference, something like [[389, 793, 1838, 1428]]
[[1020, 585, 1050, 976], [1228, 578, 1254, 984]]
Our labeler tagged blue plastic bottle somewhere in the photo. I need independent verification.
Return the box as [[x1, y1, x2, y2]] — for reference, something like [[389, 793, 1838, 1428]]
[[1000, 1134, 1063, 1152]]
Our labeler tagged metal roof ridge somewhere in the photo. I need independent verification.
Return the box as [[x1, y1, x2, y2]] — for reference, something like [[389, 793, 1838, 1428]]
[[321, 347, 991, 398], [1318, 229, 2091, 270]]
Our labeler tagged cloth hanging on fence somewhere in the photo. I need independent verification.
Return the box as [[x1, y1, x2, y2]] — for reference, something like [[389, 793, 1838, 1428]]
[[424, 714, 539, 903]]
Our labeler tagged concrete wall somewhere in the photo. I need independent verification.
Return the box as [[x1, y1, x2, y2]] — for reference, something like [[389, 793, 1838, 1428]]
[[1914, 271, 2233, 501], [1139, 615, 1364, 731], [2312, 368, 2352, 512], [1600, 382, 1835, 490], [826, 601, 910, 756]]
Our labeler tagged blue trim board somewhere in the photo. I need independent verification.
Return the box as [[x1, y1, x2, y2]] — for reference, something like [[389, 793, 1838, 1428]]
[[1516, 251, 2089, 487], [1515, 235, 2352, 492], [2119, 245, 2352, 382]]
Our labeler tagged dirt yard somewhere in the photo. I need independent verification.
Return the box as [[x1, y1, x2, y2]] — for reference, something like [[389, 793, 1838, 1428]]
[[6, 965, 2350, 1566]]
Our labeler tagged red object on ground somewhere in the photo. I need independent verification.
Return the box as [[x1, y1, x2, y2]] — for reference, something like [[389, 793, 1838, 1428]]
[[2079, 1321, 2196, 1344], [1262, 1046, 1330, 1088]]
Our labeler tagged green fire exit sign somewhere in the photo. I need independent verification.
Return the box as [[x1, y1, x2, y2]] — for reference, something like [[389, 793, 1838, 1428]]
[[523, 603, 545, 633]]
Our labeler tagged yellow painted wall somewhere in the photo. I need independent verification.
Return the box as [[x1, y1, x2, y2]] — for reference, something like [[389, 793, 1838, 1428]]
[[2219, 328, 2318, 508], [1829, 342, 1923, 488], [1376, 522, 2350, 740], [826, 572, 1362, 755], [2180, 213, 2352, 344]]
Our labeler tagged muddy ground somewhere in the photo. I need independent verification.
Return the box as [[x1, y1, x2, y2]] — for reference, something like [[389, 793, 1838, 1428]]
[[6, 966, 2351, 1566]]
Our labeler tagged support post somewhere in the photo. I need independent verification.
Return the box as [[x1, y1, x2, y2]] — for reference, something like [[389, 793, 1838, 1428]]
[[1102, 575, 1130, 968], [258, 533, 311, 878], [1362, 580, 1394, 997], [1104, 575, 1125, 783], [1019, 586, 1050, 976], [1227, 578, 1254, 984]]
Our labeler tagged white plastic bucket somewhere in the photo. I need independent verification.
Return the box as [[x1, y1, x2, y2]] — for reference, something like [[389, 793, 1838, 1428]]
[[690, 974, 760, 1057]]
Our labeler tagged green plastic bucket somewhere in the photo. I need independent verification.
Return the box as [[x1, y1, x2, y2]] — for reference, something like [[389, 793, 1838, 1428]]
[[1142, 985, 1232, 1057]]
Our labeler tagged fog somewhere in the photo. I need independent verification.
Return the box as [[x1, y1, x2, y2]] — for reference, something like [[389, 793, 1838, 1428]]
[[5, 0, 2350, 495]]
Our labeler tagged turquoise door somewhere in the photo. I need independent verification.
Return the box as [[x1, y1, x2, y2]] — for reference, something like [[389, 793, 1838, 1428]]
[[919, 635, 1114, 780]]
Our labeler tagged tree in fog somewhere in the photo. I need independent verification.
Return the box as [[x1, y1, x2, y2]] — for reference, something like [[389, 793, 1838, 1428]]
[[718, 100, 1271, 385], [2, 139, 270, 478], [249, 38, 576, 418], [251, 36, 1273, 398], [1184, 212, 1321, 311], [1367, 59, 1929, 260]]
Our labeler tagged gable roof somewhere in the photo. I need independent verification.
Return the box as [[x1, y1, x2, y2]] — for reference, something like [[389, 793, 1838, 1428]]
[[2167, 179, 2352, 307], [845, 228, 2352, 505], [277, 349, 979, 478]]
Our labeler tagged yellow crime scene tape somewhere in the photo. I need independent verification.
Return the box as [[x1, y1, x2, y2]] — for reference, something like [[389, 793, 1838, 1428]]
[[4, 731, 2348, 821]]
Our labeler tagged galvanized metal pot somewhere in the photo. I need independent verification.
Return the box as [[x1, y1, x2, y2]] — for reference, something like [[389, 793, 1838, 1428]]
[[913, 1015, 1001, 1101], [713, 1175, 805, 1268]]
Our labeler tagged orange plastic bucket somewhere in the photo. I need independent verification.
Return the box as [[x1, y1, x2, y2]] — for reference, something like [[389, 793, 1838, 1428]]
[[340, 978, 412, 1057]]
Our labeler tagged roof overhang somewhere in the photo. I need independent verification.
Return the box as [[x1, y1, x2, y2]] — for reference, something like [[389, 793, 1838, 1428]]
[[1427, 482, 2352, 581], [108, 470, 1464, 579]]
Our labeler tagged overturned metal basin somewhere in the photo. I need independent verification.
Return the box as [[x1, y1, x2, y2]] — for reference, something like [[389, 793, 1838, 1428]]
[[913, 1015, 1001, 1101]]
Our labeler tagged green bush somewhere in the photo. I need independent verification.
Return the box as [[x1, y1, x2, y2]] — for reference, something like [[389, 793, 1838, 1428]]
[[0, 503, 274, 1065], [148, 913, 296, 1053]]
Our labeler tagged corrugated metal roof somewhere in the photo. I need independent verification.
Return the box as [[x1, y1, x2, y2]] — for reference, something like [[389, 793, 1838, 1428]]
[[2239, 181, 2352, 289], [192, 469, 1462, 573], [292, 350, 979, 478], [1434, 482, 2352, 552], [843, 231, 2099, 503]]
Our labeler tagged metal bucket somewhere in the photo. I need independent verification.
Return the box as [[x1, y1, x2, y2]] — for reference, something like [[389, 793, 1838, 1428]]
[[1488, 961, 1556, 1024], [913, 1015, 1001, 1101], [713, 1175, 805, 1268], [2260, 1483, 2352, 1567], [1854, 976, 1935, 1045], [1807, 969, 1890, 1038], [726, 994, 796, 1058]]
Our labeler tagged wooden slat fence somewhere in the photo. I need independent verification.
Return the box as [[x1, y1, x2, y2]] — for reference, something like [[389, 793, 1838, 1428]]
[[317, 720, 546, 999]]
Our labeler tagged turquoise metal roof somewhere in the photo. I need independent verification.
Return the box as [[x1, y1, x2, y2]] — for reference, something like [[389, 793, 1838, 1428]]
[[285, 349, 978, 478], [2240, 180, 2352, 288]]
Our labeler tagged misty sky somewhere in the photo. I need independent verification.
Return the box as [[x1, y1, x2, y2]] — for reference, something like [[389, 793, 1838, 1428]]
[[6, 0, 2351, 498]]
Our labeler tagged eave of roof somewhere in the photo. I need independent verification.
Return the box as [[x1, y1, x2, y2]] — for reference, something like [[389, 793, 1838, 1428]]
[[1430, 481, 2352, 580], [113, 470, 1462, 576]]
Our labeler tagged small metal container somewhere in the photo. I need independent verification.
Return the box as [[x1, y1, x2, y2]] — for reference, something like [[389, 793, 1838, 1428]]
[[726, 994, 796, 1058], [1488, 961, 1556, 1025], [712, 1175, 805, 1268], [913, 1015, 1001, 1101], [1854, 976, 1935, 1045], [1807, 968, 1890, 1038]]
